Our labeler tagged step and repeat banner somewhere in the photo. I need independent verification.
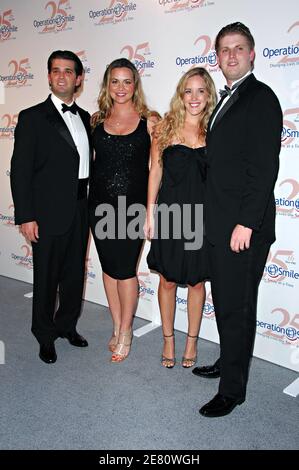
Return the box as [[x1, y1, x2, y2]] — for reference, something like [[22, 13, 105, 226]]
[[0, 0, 298, 371]]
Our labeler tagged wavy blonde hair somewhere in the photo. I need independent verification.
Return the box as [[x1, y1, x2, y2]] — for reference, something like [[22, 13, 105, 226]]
[[92, 58, 151, 129], [156, 67, 217, 157]]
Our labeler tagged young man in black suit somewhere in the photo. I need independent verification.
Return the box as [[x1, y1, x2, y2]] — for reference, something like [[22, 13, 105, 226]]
[[11, 51, 92, 364], [192, 23, 282, 416]]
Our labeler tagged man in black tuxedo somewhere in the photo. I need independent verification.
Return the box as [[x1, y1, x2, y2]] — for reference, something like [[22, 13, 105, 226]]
[[11, 50, 92, 364], [192, 23, 282, 416]]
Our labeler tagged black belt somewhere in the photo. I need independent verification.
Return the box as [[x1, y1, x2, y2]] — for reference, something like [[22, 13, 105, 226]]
[[77, 178, 88, 200]]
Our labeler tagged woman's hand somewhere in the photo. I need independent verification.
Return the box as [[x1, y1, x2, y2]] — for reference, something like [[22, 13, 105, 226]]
[[144, 210, 155, 240]]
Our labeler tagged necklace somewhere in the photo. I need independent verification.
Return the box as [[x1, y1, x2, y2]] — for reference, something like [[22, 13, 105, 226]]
[[180, 137, 200, 149], [110, 120, 122, 128]]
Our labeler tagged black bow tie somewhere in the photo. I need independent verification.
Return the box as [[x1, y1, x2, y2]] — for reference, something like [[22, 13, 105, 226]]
[[219, 75, 250, 99], [219, 84, 237, 98], [61, 102, 78, 115]]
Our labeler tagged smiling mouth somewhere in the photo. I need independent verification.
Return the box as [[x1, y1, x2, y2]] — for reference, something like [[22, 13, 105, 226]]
[[190, 103, 200, 108]]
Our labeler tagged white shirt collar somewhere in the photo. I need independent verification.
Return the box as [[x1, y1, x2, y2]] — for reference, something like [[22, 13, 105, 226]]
[[228, 70, 252, 89], [51, 93, 74, 113]]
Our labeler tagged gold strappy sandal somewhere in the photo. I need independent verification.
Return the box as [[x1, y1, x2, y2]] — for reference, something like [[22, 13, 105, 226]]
[[182, 333, 198, 368], [111, 330, 132, 363], [108, 326, 120, 353], [161, 333, 176, 368]]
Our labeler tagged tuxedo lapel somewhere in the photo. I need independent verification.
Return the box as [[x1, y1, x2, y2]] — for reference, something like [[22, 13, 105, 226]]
[[77, 107, 92, 161], [43, 96, 78, 155], [208, 96, 226, 132], [209, 74, 257, 132], [211, 89, 240, 130]]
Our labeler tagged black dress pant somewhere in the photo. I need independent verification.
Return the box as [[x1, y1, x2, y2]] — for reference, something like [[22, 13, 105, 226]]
[[31, 198, 89, 344], [207, 240, 270, 400]]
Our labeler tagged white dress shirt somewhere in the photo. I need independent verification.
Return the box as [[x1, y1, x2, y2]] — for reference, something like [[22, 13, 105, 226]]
[[210, 71, 252, 130], [51, 93, 89, 178]]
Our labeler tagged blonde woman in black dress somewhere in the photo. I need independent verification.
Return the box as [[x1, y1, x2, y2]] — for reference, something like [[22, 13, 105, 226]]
[[145, 68, 216, 368], [89, 58, 159, 362]]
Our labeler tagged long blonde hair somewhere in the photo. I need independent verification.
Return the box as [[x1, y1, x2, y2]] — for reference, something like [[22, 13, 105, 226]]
[[156, 67, 217, 156], [92, 58, 150, 129]]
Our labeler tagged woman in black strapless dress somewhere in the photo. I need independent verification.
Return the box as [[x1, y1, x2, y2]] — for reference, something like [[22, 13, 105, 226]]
[[145, 67, 217, 369], [89, 58, 158, 362]]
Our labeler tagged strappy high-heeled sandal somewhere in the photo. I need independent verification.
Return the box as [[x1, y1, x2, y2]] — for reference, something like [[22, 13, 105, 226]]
[[111, 330, 132, 363], [108, 326, 120, 353], [161, 333, 176, 369], [182, 333, 198, 368]]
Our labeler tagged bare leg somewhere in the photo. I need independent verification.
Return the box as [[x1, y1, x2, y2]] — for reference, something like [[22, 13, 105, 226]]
[[117, 276, 139, 331], [182, 282, 205, 367], [111, 276, 138, 362], [158, 275, 177, 367], [102, 272, 121, 351]]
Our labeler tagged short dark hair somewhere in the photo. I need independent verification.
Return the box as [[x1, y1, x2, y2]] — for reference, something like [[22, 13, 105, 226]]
[[215, 22, 255, 53], [47, 50, 83, 77]]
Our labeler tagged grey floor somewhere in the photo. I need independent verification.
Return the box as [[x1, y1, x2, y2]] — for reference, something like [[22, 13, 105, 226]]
[[0, 275, 298, 450]]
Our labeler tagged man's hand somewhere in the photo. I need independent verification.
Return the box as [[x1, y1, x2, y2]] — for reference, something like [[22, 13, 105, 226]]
[[20, 221, 39, 243], [230, 224, 252, 253]]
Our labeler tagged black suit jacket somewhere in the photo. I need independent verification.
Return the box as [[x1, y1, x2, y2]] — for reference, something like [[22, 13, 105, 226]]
[[10, 95, 92, 235], [205, 74, 282, 245]]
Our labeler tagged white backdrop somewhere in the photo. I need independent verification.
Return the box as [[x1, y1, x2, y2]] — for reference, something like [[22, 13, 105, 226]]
[[0, 0, 298, 372]]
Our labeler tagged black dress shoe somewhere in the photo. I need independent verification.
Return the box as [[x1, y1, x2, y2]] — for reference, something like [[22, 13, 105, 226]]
[[62, 331, 88, 347], [192, 362, 220, 378], [199, 393, 244, 418], [39, 343, 57, 364]]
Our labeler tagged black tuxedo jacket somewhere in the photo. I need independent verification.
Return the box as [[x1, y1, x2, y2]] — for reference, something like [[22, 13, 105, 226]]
[[11, 95, 92, 235], [205, 74, 282, 245]]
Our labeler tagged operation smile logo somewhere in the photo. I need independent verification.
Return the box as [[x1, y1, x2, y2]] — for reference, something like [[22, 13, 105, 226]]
[[76, 51, 91, 80], [85, 257, 96, 282], [0, 58, 34, 88], [89, 1, 137, 26], [0, 113, 18, 139], [263, 249, 299, 288], [0, 9, 18, 42], [281, 108, 299, 147], [120, 42, 155, 77], [203, 303, 215, 318], [33, 0, 75, 34], [159, 0, 214, 14], [176, 34, 218, 73], [176, 294, 187, 312], [0, 205, 15, 227], [203, 289, 215, 319], [138, 272, 154, 299], [257, 307, 299, 344], [176, 289, 215, 319], [276, 178, 299, 218], [263, 21, 299, 68], [11, 244, 33, 270]]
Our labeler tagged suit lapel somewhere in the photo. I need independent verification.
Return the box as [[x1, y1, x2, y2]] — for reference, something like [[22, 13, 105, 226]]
[[209, 74, 257, 133], [208, 95, 226, 133], [43, 95, 78, 154], [211, 89, 240, 130], [77, 107, 92, 161]]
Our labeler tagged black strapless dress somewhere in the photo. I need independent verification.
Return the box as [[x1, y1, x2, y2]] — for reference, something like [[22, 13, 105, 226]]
[[89, 119, 150, 280], [147, 144, 209, 286]]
